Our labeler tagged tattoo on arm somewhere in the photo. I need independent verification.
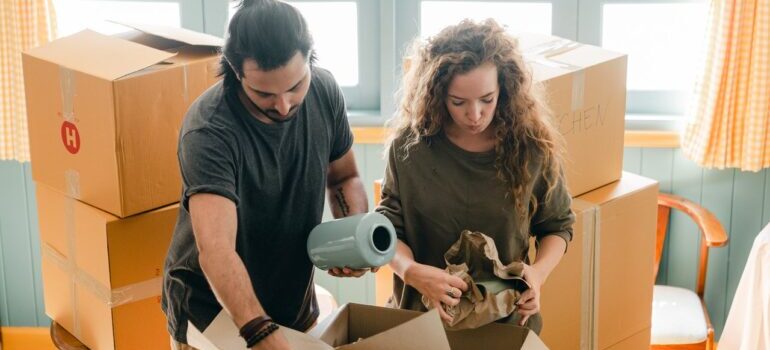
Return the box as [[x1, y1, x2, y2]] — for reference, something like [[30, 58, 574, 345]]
[[335, 187, 350, 217]]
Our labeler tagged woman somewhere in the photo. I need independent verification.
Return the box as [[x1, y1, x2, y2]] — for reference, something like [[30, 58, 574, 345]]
[[375, 19, 575, 333]]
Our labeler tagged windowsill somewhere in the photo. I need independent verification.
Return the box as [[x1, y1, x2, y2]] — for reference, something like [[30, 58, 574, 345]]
[[348, 110, 386, 126], [348, 111, 683, 148]]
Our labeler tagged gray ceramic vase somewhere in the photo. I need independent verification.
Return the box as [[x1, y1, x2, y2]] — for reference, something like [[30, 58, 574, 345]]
[[307, 212, 396, 270]]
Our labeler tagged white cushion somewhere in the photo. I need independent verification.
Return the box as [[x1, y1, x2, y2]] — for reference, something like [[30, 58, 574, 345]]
[[315, 284, 338, 323], [651, 285, 708, 344]]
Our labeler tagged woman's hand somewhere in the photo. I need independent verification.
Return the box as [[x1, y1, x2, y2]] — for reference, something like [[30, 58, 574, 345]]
[[403, 263, 468, 322], [516, 263, 545, 326]]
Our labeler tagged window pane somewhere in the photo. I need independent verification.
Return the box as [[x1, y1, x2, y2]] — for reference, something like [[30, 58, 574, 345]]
[[228, 1, 359, 87], [602, 3, 708, 91], [53, 0, 181, 38], [421, 1, 552, 38]]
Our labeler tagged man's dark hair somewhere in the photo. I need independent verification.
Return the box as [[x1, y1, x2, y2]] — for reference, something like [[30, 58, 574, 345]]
[[220, 0, 316, 91]]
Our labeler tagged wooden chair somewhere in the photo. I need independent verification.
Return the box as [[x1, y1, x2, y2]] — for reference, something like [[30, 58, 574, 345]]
[[50, 322, 88, 350], [651, 193, 728, 350]]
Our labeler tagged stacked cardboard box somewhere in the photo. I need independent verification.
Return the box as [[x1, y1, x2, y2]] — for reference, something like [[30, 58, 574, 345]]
[[23, 23, 222, 350], [537, 172, 657, 350], [373, 34, 658, 349]]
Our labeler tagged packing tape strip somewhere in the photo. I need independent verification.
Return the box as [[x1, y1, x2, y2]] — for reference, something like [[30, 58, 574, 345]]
[[61, 66, 81, 200], [65, 169, 80, 198], [45, 196, 164, 339], [44, 244, 163, 309], [182, 63, 189, 103], [522, 38, 587, 112], [62, 194, 162, 307], [572, 198, 600, 350], [592, 202, 600, 350], [572, 70, 586, 112], [524, 38, 581, 58], [60, 67, 75, 122], [523, 38, 583, 71], [64, 197, 80, 337]]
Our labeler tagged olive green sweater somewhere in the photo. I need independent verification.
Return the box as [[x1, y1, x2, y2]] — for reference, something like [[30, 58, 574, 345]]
[[375, 131, 575, 313]]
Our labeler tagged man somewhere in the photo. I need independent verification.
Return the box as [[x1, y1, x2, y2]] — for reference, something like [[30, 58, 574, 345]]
[[162, 1, 372, 349]]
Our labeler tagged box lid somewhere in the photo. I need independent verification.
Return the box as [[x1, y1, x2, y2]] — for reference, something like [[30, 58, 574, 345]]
[[111, 21, 223, 47], [310, 303, 451, 350], [24, 23, 222, 81], [24, 29, 175, 81], [577, 171, 659, 205], [517, 32, 625, 81]]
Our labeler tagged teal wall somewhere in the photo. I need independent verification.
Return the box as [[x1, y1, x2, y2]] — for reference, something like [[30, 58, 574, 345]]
[[1, 144, 767, 340]]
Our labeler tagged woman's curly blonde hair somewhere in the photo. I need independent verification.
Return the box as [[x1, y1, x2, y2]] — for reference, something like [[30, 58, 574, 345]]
[[389, 19, 566, 218]]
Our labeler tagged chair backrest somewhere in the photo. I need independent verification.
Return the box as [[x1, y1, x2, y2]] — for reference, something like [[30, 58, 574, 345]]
[[656, 193, 729, 297], [50, 322, 89, 350]]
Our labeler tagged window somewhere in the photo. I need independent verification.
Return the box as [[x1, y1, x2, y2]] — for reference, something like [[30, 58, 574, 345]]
[[602, 3, 707, 92], [579, 0, 709, 125], [421, 1, 552, 38], [222, 0, 377, 111], [52, 0, 201, 39], [227, 2, 359, 87], [52, 0, 710, 128]]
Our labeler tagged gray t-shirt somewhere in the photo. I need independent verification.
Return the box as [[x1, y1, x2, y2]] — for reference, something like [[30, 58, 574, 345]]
[[162, 67, 353, 343]]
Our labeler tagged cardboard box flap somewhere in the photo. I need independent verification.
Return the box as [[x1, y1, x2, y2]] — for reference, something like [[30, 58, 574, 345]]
[[311, 304, 451, 350], [111, 21, 223, 48], [446, 322, 550, 350], [24, 29, 175, 81], [521, 330, 550, 349], [343, 307, 450, 350], [578, 171, 658, 205]]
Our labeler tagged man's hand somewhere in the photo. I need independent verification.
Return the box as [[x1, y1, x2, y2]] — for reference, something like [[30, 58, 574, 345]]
[[328, 266, 380, 278]]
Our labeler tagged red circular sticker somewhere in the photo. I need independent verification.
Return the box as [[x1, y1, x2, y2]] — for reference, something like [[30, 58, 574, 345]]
[[60, 121, 81, 154]]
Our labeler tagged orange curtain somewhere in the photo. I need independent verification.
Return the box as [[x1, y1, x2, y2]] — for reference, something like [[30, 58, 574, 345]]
[[682, 0, 770, 171], [0, 0, 56, 162]]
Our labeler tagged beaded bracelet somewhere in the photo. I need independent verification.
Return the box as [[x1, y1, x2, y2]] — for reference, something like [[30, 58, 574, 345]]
[[245, 322, 279, 348], [239, 315, 273, 343]]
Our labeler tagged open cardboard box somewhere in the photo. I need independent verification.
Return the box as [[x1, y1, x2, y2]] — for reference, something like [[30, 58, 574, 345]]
[[22, 23, 222, 217], [305, 303, 548, 350]]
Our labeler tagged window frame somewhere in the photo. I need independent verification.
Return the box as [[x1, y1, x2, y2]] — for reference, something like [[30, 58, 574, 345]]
[[205, 0, 380, 111], [53, 0, 205, 35], [56, 0, 707, 130]]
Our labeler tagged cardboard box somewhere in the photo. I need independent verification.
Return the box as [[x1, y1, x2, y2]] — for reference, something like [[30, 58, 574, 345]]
[[308, 303, 547, 349], [23, 23, 222, 217], [603, 328, 651, 350], [402, 34, 626, 197], [36, 183, 177, 350], [519, 33, 627, 196], [539, 172, 657, 350]]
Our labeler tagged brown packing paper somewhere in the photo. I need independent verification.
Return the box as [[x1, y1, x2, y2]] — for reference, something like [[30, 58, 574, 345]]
[[23, 26, 221, 217], [422, 231, 533, 331], [36, 183, 176, 350]]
